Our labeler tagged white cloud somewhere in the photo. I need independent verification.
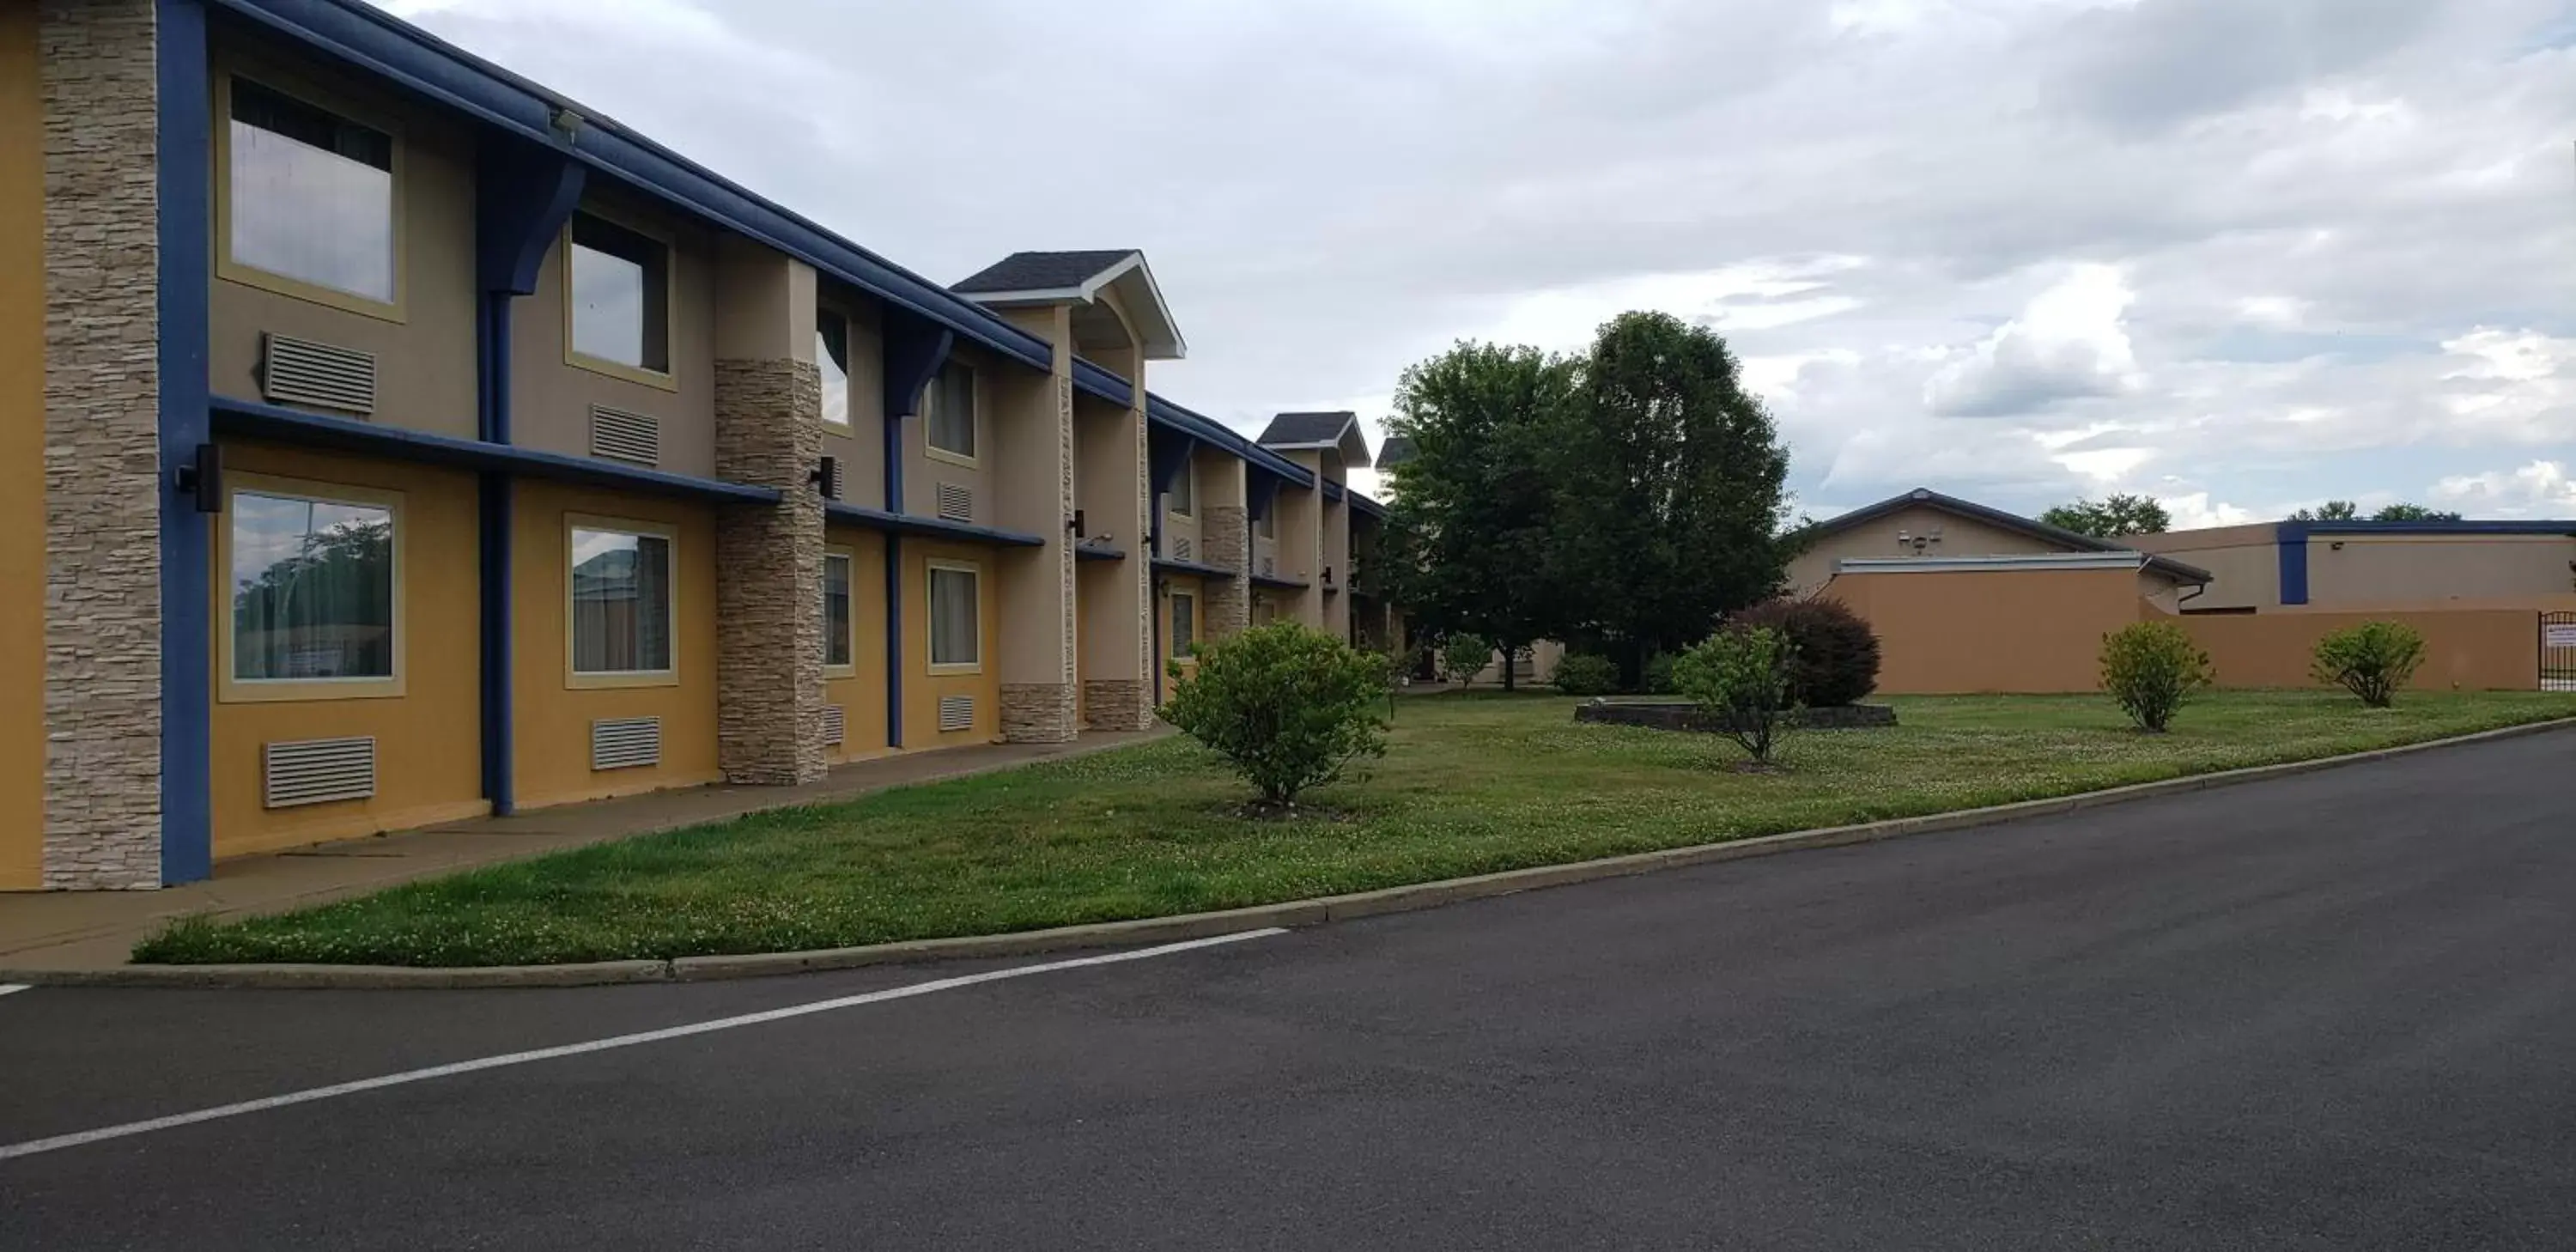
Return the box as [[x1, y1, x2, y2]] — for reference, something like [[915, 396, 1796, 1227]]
[[1923, 264, 2142, 419], [2432, 460, 2576, 517], [2155, 492, 2260, 530]]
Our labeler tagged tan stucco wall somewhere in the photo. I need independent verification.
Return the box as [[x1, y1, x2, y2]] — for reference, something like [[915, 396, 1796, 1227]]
[[511, 191, 719, 478], [2305, 534, 2576, 608], [2183, 610, 2540, 692], [205, 37, 478, 438], [903, 344, 999, 520], [1823, 566, 2151, 694], [817, 295, 887, 508], [1789, 504, 2068, 596]]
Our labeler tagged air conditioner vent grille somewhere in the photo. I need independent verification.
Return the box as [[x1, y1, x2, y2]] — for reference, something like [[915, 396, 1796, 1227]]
[[590, 404, 660, 466], [263, 736, 377, 809], [261, 333, 378, 416], [592, 716, 663, 770]]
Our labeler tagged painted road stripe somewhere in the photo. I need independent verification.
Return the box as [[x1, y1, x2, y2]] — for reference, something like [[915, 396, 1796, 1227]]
[[0, 984, 28, 999], [0, 928, 1285, 1164]]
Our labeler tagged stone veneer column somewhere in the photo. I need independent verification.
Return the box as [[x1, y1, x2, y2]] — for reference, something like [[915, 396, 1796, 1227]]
[[40, 0, 163, 889], [1202, 459, 1251, 639], [1078, 393, 1154, 732], [712, 358, 828, 785]]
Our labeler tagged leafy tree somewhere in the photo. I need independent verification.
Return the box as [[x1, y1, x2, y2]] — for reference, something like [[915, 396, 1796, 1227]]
[[1735, 598, 1881, 707], [2288, 500, 2360, 521], [2099, 621, 2212, 732], [1549, 313, 1791, 688], [1380, 342, 1576, 691], [1672, 625, 1799, 765], [1158, 623, 1388, 808], [1438, 634, 1496, 687], [2040, 494, 2171, 538], [2311, 621, 2427, 708], [2370, 503, 2463, 522]]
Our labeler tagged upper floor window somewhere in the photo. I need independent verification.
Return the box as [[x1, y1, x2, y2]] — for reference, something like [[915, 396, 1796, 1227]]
[[222, 77, 398, 311], [926, 363, 975, 462], [1168, 463, 1195, 519], [817, 311, 851, 428], [568, 212, 671, 379], [226, 483, 399, 694]]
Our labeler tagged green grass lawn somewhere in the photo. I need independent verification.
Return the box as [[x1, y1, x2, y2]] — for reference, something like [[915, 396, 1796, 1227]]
[[137, 690, 2576, 966]]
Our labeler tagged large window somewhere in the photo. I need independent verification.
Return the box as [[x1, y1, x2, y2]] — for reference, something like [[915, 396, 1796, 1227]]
[[223, 77, 397, 309], [927, 363, 975, 461], [568, 211, 671, 377], [823, 550, 854, 672], [1168, 462, 1195, 519], [927, 562, 980, 671], [228, 486, 398, 686], [1170, 590, 1197, 659], [570, 524, 674, 677], [817, 311, 851, 428]]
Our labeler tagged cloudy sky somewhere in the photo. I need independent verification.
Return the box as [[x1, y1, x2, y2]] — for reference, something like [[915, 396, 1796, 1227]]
[[381, 0, 2576, 524]]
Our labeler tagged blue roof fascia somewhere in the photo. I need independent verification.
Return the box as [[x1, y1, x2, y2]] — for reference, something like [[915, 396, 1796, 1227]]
[[1348, 492, 1387, 520], [1070, 357, 1136, 410], [1249, 574, 1310, 591], [2299, 520, 2576, 536], [825, 502, 1046, 548], [1144, 395, 1313, 487], [1152, 557, 1238, 581], [212, 396, 782, 502], [213, 0, 1052, 374], [1074, 542, 1127, 562]]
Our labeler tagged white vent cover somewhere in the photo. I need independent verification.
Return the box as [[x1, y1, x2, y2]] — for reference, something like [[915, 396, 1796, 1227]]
[[262, 736, 377, 809], [935, 481, 974, 522], [1174, 537, 1194, 562], [821, 704, 846, 747], [261, 332, 377, 416], [820, 457, 845, 501], [591, 716, 663, 770], [590, 404, 660, 466], [938, 695, 975, 732]]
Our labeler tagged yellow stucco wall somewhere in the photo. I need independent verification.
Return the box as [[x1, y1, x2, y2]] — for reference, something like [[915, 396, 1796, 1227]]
[[513, 481, 721, 809], [902, 540, 1001, 748], [208, 444, 487, 858], [823, 526, 890, 763], [0, 1, 44, 888]]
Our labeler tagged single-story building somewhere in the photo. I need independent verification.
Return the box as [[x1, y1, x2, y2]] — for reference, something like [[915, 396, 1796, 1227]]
[[2128, 520, 2576, 612]]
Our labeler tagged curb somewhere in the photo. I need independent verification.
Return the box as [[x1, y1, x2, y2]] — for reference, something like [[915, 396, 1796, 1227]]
[[12, 715, 2572, 990]]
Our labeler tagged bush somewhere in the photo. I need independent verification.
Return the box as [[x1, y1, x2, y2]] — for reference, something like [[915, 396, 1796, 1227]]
[[1735, 598, 1881, 707], [2099, 621, 2213, 732], [1641, 653, 1678, 695], [1158, 622, 1389, 806], [1670, 625, 1799, 763], [1440, 634, 1495, 687], [1552, 653, 1619, 696], [2311, 621, 2426, 708]]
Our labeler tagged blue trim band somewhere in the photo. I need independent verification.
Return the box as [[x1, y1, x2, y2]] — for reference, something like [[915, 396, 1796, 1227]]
[[2300, 520, 2576, 535], [2278, 522, 2310, 606], [1074, 543, 1127, 562], [1151, 557, 1239, 581], [1250, 574, 1311, 591], [1147, 395, 1311, 486], [211, 396, 783, 502], [826, 502, 1046, 548], [158, 0, 214, 885]]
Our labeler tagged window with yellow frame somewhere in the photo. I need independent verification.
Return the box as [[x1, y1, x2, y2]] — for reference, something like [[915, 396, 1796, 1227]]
[[216, 472, 406, 703], [213, 70, 406, 320], [926, 559, 981, 673], [563, 208, 678, 391], [823, 547, 857, 677], [566, 516, 679, 689]]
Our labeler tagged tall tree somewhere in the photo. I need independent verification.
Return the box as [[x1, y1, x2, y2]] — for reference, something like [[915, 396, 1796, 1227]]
[[1550, 313, 1790, 685], [2288, 500, 2360, 521], [2370, 502, 2463, 522], [2040, 494, 2171, 538], [1379, 342, 1575, 690]]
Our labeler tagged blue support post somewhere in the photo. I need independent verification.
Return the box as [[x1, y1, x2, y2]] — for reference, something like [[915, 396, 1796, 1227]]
[[156, 0, 213, 884], [2276, 522, 2310, 606], [881, 316, 952, 749]]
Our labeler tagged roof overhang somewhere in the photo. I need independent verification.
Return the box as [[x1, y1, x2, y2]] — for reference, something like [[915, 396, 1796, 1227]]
[[959, 252, 1185, 361], [1837, 551, 2214, 584], [1260, 413, 1373, 469]]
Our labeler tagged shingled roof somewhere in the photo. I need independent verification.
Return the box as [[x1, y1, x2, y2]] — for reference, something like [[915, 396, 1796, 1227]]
[[1256, 411, 1372, 469], [951, 249, 1187, 361], [952, 250, 1145, 295]]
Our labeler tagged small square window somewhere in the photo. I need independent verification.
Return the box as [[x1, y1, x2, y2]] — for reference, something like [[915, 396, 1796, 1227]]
[[229, 489, 397, 682], [927, 363, 975, 460], [568, 212, 671, 375], [928, 562, 980, 670], [570, 525, 674, 675], [817, 311, 850, 428]]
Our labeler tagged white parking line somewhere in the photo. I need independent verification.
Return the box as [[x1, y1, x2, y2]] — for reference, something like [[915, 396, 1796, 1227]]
[[0, 928, 1285, 1164], [0, 985, 28, 999]]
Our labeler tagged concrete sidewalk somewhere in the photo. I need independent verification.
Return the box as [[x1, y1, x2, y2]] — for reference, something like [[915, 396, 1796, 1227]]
[[0, 730, 1165, 972]]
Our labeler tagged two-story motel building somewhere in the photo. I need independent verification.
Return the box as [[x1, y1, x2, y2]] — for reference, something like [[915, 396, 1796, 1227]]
[[3, 0, 1391, 890]]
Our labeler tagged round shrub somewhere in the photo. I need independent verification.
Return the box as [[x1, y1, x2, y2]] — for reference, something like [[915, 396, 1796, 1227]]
[[1439, 634, 1495, 686], [1671, 625, 1799, 763], [1735, 598, 1882, 707], [2310, 620, 2426, 708], [1158, 622, 1389, 805], [2099, 620, 2213, 732], [1640, 652, 1679, 695], [1552, 653, 1619, 696]]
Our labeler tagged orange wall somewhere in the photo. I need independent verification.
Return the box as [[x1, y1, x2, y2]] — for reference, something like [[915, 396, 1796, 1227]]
[[513, 481, 720, 808], [0, 1, 44, 887], [1825, 567, 2148, 694], [901, 539, 1002, 748], [2184, 610, 2540, 692], [823, 526, 890, 763], [207, 444, 488, 858]]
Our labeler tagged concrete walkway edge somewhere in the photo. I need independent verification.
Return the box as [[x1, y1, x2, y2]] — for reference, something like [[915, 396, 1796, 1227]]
[[11, 716, 2572, 990]]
